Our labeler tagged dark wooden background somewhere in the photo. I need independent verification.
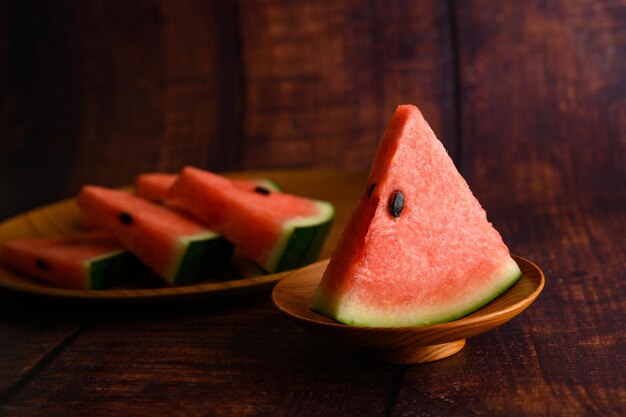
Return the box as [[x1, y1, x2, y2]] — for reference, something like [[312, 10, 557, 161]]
[[0, 1, 625, 416]]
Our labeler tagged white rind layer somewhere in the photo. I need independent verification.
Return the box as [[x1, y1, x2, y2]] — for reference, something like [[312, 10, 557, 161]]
[[314, 256, 522, 327], [82, 249, 125, 280], [164, 231, 220, 282], [264, 201, 335, 272]]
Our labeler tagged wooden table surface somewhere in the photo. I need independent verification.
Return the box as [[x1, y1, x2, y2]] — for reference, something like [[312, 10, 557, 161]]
[[0, 169, 624, 417]]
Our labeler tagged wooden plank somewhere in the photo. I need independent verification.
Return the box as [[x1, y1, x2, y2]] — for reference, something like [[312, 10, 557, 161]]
[[63, 0, 243, 190], [0, 0, 243, 221], [65, 0, 165, 191], [392, 1, 626, 415], [0, 296, 398, 416], [237, 0, 456, 170], [0, 0, 85, 220], [0, 291, 88, 400], [160, 0, 243, 173], [0, 0, 454, 217]]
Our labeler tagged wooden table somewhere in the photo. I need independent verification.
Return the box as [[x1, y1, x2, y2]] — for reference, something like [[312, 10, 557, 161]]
[[0, 170, 624, 417]]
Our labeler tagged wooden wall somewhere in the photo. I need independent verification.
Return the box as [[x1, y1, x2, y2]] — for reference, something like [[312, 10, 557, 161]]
[[0, 0, 624, 221]]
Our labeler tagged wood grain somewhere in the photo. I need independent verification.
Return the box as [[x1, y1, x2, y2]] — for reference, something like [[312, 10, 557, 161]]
[[0, 0, 243, 221], [0, 0, 455, 220], [160, 0, 243, 173], [234, 0, 456, 169], [0, 294, 88, 400], [0, 1, 84, 220], [0, 294, 399, 417]]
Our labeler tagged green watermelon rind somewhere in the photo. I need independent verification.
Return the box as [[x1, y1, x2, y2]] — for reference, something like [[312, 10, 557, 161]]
[[87, 234, 235, 288], [167, 232, 235, 285], [313, 257, 523, 327], [173, 235, 234, 285], [88, 250, 147, 290], [264, 201, 335, 273]]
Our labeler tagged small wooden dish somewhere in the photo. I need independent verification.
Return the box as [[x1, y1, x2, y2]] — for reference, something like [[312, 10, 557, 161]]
[[272, 255, 545, 364]]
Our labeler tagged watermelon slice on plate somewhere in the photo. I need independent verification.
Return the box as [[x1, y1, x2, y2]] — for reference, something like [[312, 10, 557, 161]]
[[311, 105, 522, 327], [0, 231, 145, 290], [170, 167, 335, 273], [77, 186, 234, 285], [135, 172, 280, 203]]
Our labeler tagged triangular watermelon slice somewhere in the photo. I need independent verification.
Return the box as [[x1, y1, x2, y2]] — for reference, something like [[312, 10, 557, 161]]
[[77, 186, 234, 285], [0, 231, 146, 290], [311, 105, 522, 327], [170, 167, 335, 273]]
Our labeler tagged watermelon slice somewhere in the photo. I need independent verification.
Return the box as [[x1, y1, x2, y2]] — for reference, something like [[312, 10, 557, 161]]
[[135, 173, 280, 203], [311, 105, 522, 327], [77, 186, 234, 285], [170, 167, 335, 273], [0, 231, 145, 290]]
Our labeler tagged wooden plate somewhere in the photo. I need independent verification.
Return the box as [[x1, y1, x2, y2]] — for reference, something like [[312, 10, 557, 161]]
[[0, 170, 367, 302], [272, 255, 545, 364]]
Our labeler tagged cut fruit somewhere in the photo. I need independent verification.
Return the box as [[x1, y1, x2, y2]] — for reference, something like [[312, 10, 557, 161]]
[[0, 231, 145, 290], [170, 167, 334, 273], [135, 172, 280, 203], [311, 105, 522, 327], [77, 186, 234, 285], [135, 173, 177, 202]]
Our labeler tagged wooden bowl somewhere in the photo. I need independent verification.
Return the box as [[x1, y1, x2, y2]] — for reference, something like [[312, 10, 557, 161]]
[[272, 255, 545, 364]]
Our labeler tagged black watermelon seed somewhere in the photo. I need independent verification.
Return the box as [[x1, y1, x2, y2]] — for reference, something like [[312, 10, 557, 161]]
[[254, 186, 271, 195], [35, 258, 50, 270], [388, 191, 404, 218], [119, 212, 133, 225], [367, 183, 377, 198]]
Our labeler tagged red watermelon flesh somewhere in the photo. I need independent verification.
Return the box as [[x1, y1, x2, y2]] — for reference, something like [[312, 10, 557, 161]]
[[311, 105, 522, 327], [135, 173, 178, 202], [77, 186, 233, 284], [135, 173, 280, 203], [171, 167, 334, 272], [0, 231, 137, 289]]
